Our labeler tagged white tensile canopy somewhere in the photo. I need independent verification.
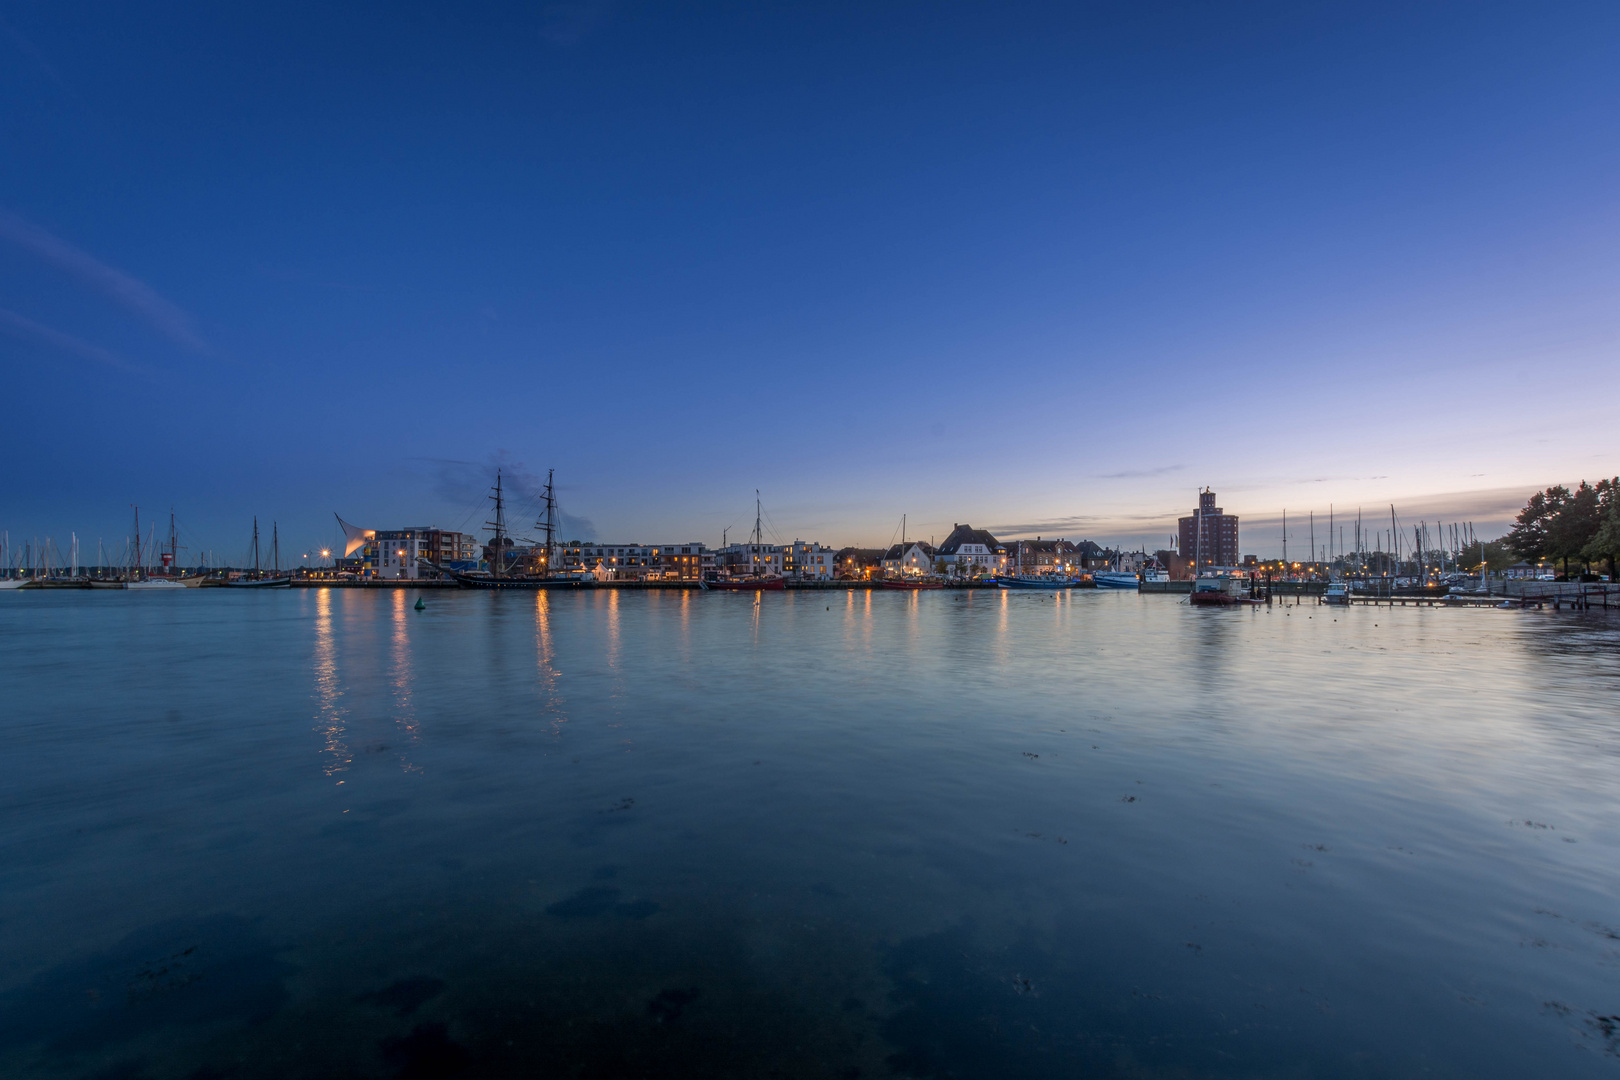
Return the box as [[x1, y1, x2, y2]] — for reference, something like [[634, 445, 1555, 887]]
[[334, 514, 376, 558]]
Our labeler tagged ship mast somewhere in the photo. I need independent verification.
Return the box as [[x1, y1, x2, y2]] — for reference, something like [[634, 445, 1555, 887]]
[[251, 517, 261, 576], [272, 522, 280, 575], [752, 490, 763, 578], [486, 470, 508, 579], [535, 468, 558, 578], [132, 506, 142, 581]]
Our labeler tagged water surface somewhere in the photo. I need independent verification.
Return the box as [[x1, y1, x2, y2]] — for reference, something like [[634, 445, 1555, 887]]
[[2, 587, 1617, 1078]]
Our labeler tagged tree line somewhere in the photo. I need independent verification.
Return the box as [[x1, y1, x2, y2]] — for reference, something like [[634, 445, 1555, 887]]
[[1507, 478, 1620, 580]]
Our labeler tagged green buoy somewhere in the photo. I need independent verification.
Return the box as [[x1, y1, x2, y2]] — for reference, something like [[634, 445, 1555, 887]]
[[414, 598, 425, 611]]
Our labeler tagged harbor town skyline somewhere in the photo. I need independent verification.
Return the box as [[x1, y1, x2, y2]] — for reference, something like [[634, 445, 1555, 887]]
[[2, 5, 1617, 556]]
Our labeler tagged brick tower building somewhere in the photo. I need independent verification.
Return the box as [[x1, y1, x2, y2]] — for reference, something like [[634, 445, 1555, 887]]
[[1178, 489, 1239, 569]]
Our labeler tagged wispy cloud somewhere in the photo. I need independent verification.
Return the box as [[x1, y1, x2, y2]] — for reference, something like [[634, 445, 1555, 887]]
[[419, 452, 597, 540], [0, 308, 152, 376], [0, 208, 210, 354], [1097, 464, 1186, 480]]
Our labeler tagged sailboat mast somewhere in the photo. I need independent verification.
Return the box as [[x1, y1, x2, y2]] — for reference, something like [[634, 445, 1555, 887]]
[[537, 468, 558, 577], [132, 506, 142, 580], [272, 523, 280, 574], [252, 517, 261, 575], [485, 470, 507, 579]]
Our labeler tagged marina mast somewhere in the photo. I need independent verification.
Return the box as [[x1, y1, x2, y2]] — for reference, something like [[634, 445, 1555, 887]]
[[486, 470, 508, 579], [535, 468, 558, 577]]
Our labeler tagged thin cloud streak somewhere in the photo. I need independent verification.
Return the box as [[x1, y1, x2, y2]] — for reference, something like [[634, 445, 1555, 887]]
[[0, 308, 152, 376], [0, 208, 210, 354], [1097, 464, 1186, 480]]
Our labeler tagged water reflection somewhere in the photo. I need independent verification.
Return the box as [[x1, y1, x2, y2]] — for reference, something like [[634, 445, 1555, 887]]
[[389, 589, 420, 773], [311, 587, 350, 780], [534, 591, 566, 739]]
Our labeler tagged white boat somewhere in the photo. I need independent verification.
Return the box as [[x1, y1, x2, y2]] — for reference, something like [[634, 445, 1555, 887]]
[[0, 578, 30, 590], [1321, 582, 1350, 605], [127, 578, 186, 590]]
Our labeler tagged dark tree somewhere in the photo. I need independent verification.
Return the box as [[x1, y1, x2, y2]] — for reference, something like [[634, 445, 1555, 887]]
[[1581, 478, 1620, 581], [1548, 481, 1603, 577], [1507, 485, 1568, 566]]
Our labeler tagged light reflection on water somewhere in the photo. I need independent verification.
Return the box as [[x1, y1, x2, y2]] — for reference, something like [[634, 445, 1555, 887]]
[[0, 588, 1618, 1078]]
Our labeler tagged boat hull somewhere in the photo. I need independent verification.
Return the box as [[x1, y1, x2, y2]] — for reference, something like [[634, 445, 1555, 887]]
[[996, 577, 1074, 589], [128, 579, 187, 590], [222, 577, 292, 588], [882, 579, 944, 590], [1091, 573, 1140, 589], [702, 577, 786, 591], [448, 572, 579, 590]]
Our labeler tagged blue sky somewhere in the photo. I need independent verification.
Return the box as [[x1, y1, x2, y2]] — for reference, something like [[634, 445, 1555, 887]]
[[2, 2, 1617, 562]]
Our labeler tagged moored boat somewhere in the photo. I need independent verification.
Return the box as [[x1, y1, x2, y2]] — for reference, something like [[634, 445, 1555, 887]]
[[701, 576, 786, 591], [1091, 571, 1140, 589], [881, 577, 944, 590], [223, 517, 292, 587], [1189, 575, 1263, 606], [996, 575, 1073, 589], [444, 469, 581, 590]]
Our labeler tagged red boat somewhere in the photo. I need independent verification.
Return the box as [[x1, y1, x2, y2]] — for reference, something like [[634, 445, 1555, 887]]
[[701, 576, 786, 591], [1189, 575, 1265, 605], [882, 578, 945, 590]]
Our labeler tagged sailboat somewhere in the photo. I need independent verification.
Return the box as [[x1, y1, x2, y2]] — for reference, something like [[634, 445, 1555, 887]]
[[0, 532, 23, 590], [438, 470, 580, 589], [702, 492, 785, 591], [127, 507, 185, 590], [223, 517, 292, 587], [881, 514, 943, 589]]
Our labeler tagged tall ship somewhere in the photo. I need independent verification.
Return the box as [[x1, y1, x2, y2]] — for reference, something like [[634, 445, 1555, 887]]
[[223, 518, 292, 588], [701, 493, 786, 590], [439, 470, 581, 589]]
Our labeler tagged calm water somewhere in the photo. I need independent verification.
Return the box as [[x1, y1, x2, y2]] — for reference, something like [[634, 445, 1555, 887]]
[[2, 587, 1618, 1079]]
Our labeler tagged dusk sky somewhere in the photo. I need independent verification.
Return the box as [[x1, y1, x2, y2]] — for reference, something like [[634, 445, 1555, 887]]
[[2, 3, 1617, 563]]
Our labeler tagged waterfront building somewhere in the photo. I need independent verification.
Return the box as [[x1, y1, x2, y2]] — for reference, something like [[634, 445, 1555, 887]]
[[836, 548, 885, 580], [935, 525, 1002, 576], [781, 540, 839, 580], [561, 542, 707, 581], [1008, 538, 1079, 576], [1178, 489, 1240, 571], [376, 527, 478, 580], [715, 543, 782, 579], [881, 542, 936, 577]]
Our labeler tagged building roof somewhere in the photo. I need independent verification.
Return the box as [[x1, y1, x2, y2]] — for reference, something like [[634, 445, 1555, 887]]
[[883, 542, 937, 560], [936, 524, 1002, 555]]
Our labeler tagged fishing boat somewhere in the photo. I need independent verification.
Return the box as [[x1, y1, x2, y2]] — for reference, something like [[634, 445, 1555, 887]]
[[881, 577, 944, 590], [1321, 582, 1350, 605], [224, 518, 292, 587], [996, 575, 1074, 589], [440, 470, 581, 590], [1091, 571, 1140, 589]]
